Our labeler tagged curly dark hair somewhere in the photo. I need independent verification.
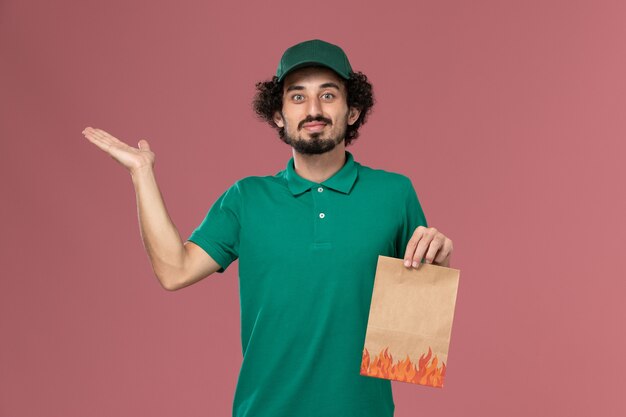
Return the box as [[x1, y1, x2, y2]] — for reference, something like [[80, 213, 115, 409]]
[[252, 70, 375, 147]]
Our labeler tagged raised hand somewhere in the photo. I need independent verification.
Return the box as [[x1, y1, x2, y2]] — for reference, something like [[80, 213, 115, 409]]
[[403, 226, 453, 269], [82, 127, 155, 174]]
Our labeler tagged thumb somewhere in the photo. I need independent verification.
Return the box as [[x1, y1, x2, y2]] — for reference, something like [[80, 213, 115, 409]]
[[138, 139, 150, 151]]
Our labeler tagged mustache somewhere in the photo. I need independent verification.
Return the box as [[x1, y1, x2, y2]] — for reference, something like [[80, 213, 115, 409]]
[[298, 116, 332, 130]]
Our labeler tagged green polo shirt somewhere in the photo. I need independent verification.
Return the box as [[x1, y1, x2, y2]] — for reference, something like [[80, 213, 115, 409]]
[[187, 150, 427, 417]]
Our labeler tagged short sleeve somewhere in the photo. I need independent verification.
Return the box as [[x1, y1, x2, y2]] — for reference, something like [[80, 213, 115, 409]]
[[395, 178, 428, 259], [187, 181, 242, 273]]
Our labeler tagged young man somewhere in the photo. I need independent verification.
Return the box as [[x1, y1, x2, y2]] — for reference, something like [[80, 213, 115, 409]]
[[82, 39, 453, 417]]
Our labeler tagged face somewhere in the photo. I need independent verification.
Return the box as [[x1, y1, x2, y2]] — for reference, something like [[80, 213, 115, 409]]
[[273, 66, 361, 155]]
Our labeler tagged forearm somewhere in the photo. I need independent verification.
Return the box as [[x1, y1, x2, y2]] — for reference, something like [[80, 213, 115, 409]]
[[131, 166, 185, 289]]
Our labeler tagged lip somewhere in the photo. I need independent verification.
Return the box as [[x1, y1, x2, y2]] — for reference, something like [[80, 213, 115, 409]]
[[303, 122, 327, 132]]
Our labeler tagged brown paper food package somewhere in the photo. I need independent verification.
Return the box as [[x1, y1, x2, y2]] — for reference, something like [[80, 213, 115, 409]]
[[360, 255, 461, 388]]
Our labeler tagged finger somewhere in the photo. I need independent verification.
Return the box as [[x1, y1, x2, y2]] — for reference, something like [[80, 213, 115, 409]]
[[411, 234, 434, 268], [423, 236, 445, 264], [403, 226, 425, 267], [411, 228, 437, 268], [88, 128, 128, 149], [83, 129, 114, 153], [138, 139, 150, 151], [86, 127, 106, 138], [86, 129, 135, 153], [433, 240, 453, 264], [93, 128, 123, 144], [83, 129, 135, 159], [403, 239, 417, 267], [83, 128, 111, 145]]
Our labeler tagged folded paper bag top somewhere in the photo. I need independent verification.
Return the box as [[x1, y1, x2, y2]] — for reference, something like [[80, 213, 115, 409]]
[[360, 255, 461, 388]]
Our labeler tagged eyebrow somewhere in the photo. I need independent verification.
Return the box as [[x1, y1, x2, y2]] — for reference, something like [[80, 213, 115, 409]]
[[286, 82, 342, 92]]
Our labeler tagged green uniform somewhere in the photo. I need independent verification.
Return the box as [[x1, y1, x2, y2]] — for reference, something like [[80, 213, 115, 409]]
[[187, 150, 428, 417]]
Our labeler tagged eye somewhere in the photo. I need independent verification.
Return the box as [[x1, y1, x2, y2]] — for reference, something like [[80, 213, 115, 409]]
[[322, 93, 335, 100], [292, 94, 304, 101]]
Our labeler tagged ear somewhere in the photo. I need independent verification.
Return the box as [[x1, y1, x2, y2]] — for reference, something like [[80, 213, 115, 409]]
[[273, 111, 284, 128], [347, 107, 361, 126]]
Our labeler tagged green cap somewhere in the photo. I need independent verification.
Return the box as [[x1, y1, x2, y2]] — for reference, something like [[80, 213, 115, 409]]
[[276, 39, 353, 82]]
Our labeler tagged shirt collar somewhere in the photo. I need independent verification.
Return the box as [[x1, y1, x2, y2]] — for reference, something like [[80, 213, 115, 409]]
[[285, 150, 359, 196]]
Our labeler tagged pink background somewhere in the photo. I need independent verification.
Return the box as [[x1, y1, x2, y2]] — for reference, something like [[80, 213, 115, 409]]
[[1, 0, 625, 416]]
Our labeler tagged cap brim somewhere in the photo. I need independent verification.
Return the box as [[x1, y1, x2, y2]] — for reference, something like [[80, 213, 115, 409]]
[[278, 61, 349, 82]]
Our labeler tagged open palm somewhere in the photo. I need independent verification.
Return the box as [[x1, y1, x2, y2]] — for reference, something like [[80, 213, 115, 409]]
[[82, 127, 155, 173]]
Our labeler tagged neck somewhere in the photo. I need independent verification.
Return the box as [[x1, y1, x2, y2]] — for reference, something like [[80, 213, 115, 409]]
[[292, 145, 347, 184]]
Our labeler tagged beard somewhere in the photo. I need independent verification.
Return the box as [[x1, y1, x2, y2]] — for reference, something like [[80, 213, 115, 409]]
[[278, 113, 348, 155]]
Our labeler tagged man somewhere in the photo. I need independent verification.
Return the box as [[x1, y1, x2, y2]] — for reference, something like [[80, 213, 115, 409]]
[[82, 39, 453, 417]]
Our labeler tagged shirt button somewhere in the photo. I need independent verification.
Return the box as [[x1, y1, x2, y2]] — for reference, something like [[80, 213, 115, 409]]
[[317, 187, 324, 192], [319, 212, 325, 219]]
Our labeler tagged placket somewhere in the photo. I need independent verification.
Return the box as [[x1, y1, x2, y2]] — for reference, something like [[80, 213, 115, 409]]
[[311, 184, 333, 249]]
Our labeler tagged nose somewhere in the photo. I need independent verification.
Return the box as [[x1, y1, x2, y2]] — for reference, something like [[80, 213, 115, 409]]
[[306, 95, 322, 118]]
